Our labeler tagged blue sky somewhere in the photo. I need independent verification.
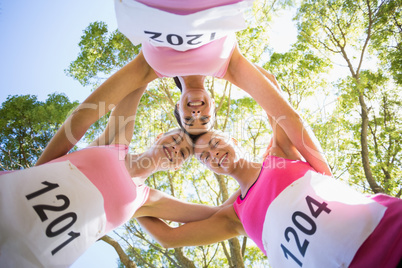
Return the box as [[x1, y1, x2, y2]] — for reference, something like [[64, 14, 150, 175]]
[[0, 1, 296, 104], [0, 0, 117, 104], [0, 1, 296, 267], [0, 0, 120, 267]]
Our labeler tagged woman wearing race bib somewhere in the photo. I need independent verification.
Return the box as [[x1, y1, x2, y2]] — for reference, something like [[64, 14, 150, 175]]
[[37, 0, 331, 178], [137, 70, 402, 268], [0, 87, 225, 267]]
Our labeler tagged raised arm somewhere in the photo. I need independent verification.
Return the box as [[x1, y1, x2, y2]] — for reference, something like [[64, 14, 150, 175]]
[[254, 66, 303, 161], [137, 205, 245, 248], [90, 86, 147, 147], [224, 47, 331, 175], [36, 52, 157, 165]]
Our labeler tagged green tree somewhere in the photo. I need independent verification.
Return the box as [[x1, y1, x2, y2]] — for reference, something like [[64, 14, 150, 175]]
[[4, 1, 401, 266], [370, 0, 402, 85], [56, 0, 401, 266], [64, 11, 274, 267], [296, 0, 402, 196], [66, 21, 140, 87], [0, 94, 78, 170]]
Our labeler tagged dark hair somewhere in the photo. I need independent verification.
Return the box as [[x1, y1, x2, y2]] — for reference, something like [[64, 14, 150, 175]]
[[173, 76, 186, 133], [189, 132, 204, 145], [173, 76, 182, 92], [174, 103, 184, 130]]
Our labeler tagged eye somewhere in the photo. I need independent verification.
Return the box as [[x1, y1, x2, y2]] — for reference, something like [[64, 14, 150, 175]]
[[212, 140, 219, 149], [200, 116, 209, 121], [172, 136, 179, 144], [180, 149, 185, 158], [199, 152, 209, 164]]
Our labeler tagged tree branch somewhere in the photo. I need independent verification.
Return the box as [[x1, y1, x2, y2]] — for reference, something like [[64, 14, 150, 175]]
[[100, 235, 137, 268]]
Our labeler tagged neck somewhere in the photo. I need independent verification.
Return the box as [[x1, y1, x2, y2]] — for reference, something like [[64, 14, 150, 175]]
[[180, 75, 206, 91], [125, 152, 158, 179], [229, 159, 262, 197]]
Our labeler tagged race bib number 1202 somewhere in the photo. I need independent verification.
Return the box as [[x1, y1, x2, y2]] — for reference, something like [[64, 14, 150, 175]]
[[115, 0, 253, 51]]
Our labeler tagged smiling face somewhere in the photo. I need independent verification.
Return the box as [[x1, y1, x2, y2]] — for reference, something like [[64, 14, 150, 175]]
[[151, 129, 193, 171], [194, 131, 237, 175], [177, 89, 216, 135]]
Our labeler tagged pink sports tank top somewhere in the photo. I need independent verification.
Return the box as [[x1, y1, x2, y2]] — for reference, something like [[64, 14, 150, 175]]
[[233, 155, 315, 254], [233, 155, 402, 267], [120, 0, 246, 77], [0, 145, 150, 267], [50, 145, 149, 232], [135, 0, 244, 15], [142, 34, 236, 78]]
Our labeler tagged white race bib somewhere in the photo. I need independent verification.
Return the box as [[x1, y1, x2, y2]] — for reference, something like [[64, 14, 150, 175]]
[[0, 161, 106, 268], [115, 0, 253, 51], [262, 171, 386, 268]]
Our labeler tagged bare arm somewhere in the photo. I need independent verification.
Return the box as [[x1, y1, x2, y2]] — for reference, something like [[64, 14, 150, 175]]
[[137, 205, 245, 248], [90, 86, 147, 147], [254, 66, 303, 161], [224, 47, 331, 175], [36, 52, 157, 165], [134, 188, 221, 223]]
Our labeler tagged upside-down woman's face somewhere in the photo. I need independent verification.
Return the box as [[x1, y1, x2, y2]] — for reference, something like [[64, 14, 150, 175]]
[[194, 131, 236, 175], [177, 89, 215, 135], [151, 129, 193, 171]]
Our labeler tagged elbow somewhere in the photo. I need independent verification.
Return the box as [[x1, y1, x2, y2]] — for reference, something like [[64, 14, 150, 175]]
[[158, 239, 179, 249], [159, 241, 174, 249], [156, 240, 170, 248]]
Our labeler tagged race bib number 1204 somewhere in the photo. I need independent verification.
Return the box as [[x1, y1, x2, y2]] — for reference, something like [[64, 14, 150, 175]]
[[262, 171, 386, 268]]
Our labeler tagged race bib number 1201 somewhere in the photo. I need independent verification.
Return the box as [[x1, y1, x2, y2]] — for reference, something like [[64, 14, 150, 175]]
[[0, 161, 106, 267]]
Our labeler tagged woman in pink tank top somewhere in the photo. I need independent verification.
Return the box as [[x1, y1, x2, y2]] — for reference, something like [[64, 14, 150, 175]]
[[137, 71, 402, 268], [0, 87, 223, 267], [37, 0, 330, 179]]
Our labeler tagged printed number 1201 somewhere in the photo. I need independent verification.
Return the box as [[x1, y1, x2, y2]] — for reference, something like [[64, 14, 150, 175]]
[[26, 181, 81, 255]]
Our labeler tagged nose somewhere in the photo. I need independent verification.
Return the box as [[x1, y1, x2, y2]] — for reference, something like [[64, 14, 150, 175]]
[[211, 150, 220, 160], [171, 145, 181, 157], [191, 110, 201, 118]]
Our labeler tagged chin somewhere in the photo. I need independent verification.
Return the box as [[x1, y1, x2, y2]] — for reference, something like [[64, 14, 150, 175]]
[[214, 168, 230, 175], [158, 159, 175, 171]]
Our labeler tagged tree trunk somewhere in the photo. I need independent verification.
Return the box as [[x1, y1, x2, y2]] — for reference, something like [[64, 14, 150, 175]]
[[358, 93, 384, 193], [229, 238, 245, 268]]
